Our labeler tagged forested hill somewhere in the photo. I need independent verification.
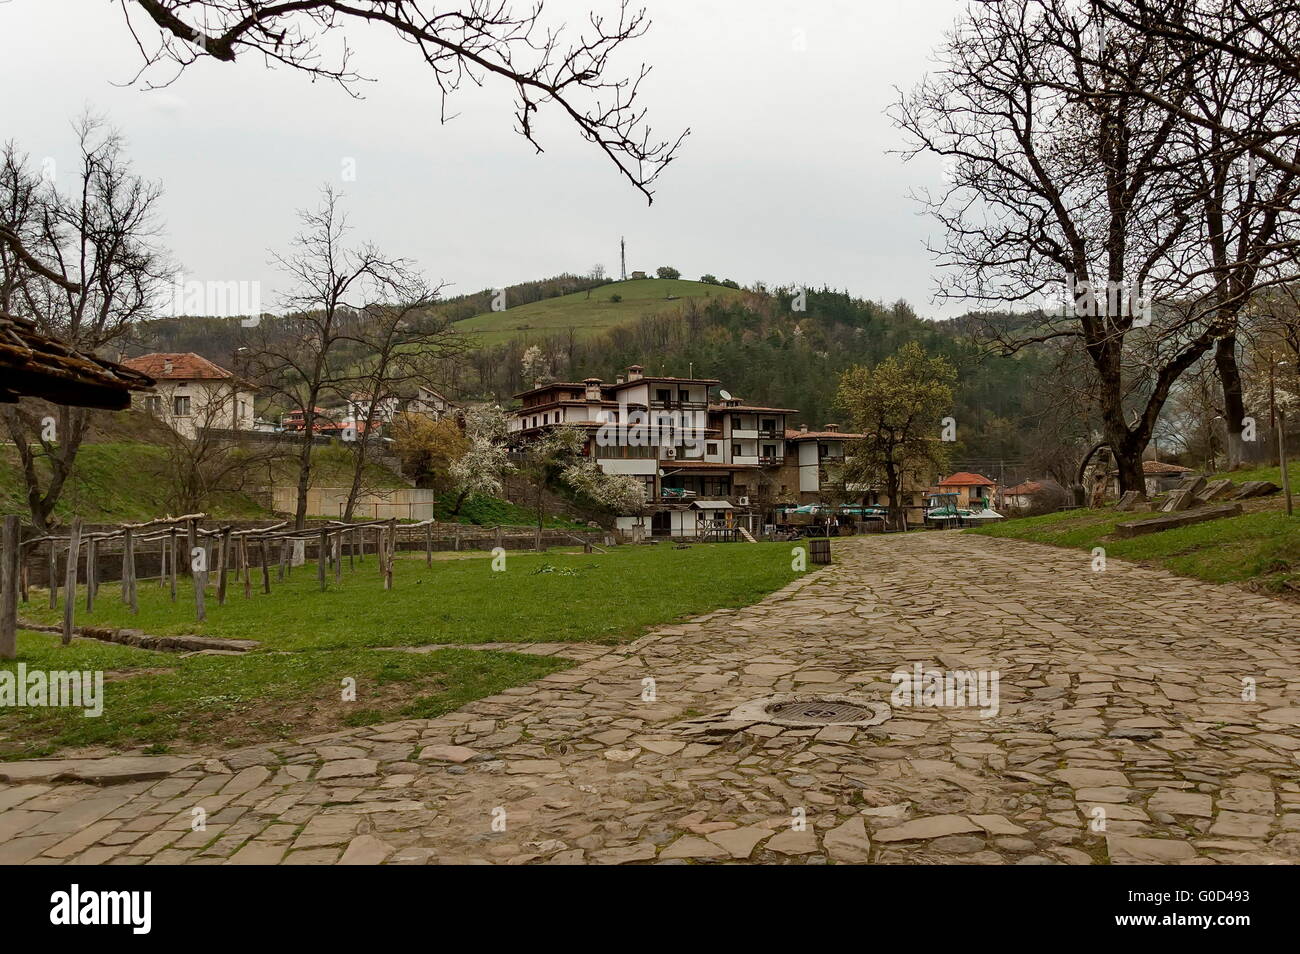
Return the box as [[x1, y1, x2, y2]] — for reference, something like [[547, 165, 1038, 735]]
[[126, 282, 1055, 477], [462, 287, 1054, 467]]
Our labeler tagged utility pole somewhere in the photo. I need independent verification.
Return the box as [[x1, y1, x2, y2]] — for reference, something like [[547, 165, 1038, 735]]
[[620, 236, 627, 281]]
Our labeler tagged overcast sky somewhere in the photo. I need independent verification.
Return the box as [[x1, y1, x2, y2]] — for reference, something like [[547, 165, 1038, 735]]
[[2, 0, 967, 318]]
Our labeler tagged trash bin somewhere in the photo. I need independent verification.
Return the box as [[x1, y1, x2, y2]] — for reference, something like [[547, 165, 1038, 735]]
[[809, 537, 831, 565]]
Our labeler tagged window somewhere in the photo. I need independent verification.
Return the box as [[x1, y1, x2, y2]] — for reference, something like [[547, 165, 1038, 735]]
[[732, 443, 742, 458], [146, 395, 162, 415], [761, 418, 776, 432], [173, 395, 191, 416], [731, 415, 741, 429], [762, 444, 777, 458], [656, 388, 672, 404], [706, 442, 718, 456]]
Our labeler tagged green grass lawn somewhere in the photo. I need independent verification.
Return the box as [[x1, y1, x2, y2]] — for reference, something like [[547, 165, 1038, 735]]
[[0, 632, 566, 759], [1, 442, 270, 523], [970, 506, 1300, 589], [23, 542, 801, 650], [453, 278, 744, 347], [6, 542, 803, 757], [1210, 459, 1300, 488]]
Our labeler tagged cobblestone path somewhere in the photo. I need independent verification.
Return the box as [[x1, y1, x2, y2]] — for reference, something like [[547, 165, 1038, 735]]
[[3, 532, 1298, 865]]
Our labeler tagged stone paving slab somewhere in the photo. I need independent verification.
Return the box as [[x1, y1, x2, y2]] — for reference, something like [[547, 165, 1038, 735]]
[[3, 532, 1299, 865]]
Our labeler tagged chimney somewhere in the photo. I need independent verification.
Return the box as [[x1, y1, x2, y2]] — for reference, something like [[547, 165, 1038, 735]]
[[627, 364, 644, 381], [583, 377, 602, 401], [163, 357, 173, 375], [616, 373, 626, 385], [824, 423, 839, 432], [800, 423, 808, 433]]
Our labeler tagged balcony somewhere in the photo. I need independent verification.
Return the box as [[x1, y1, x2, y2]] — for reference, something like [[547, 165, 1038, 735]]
[[758, 454, 784, 466], [649, 399, 707, 410]]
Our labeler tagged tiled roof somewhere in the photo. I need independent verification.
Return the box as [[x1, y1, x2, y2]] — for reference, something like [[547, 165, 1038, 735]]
[[784, 428, 863, 440], [1003, 480, 1044, 496], [939, 471, 996, 487], [711, 404, 800, 413], [1, 311, 154, 410], [122, 352, 233, 380], [1143, 460, 1193, 474]]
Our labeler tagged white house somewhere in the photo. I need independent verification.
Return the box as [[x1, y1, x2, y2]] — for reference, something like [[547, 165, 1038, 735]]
[[122, 352, 255, 440]]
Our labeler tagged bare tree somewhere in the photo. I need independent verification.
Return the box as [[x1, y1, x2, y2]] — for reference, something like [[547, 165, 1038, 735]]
[[243, 186, 426, 527], [1084, 1, 1300, 178], [335, 289, 465, 520], [892, 0, 1284, 494], [1027, 1, 1300, 469], [0, 118, 171, 529], [148, 393, 289, 513], [118, 0, 687, 201]]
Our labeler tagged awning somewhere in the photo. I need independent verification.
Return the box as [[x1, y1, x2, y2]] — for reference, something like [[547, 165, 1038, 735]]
[[691, 500, 734, 510]]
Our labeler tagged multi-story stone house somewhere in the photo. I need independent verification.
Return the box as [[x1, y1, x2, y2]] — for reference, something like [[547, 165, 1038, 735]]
[[122, 352, 255, 440], [508, 364, 890, 537]]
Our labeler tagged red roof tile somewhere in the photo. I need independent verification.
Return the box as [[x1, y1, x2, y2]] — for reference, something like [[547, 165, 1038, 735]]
[[939, 471, 996, 487], [122, 352, 233, 380]]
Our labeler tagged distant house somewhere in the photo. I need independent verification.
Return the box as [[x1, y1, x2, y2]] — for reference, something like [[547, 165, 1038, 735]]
[[935, 471, 997, 509], [122, 352, 254, 440], [1001, 480, 1046, 510], [1109, 459, 1194, 496], [1000, 479, 1067, 512], [630, 270, 647, 280], [781, 424, 864, 503], [281, 407, 345, 435], [345, 384, 457, 431]]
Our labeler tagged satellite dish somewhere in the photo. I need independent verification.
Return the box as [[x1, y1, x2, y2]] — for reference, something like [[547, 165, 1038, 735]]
[[718, 389, 733, 401]]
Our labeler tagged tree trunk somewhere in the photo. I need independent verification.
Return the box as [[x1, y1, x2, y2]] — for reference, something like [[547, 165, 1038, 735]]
[[885, 463, 905, 532], [1215, 335, 1247, 470], [1112, 443, 1146, 498]]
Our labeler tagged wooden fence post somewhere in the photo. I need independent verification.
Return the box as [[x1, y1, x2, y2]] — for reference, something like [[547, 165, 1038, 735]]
[[425, 524, 433, 567], [1, 515, 20, 660], [384, 519, 395, 590], [122, 527, 138, 614], [334, 530, 343, 582], [240, 535, 252, 599], [62, 518, 82, 644], [168, 528, 179, 602], [318, 529, 328, 591], [85, 535, 97, 612], [185, 519, 198, 577], [192, 537, 207, 623], [47, 537, 58, 609], [217, 528, 231, 605], [259, 538, 271, 593]]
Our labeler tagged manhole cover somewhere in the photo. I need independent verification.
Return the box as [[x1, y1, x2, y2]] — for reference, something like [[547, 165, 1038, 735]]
[[767, 700, 873, 723], [729, 693, 891, 728]]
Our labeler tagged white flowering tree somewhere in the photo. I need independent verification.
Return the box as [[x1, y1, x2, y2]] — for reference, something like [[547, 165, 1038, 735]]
[[562, 456, 645, 517], [447, 404, 513, 516]]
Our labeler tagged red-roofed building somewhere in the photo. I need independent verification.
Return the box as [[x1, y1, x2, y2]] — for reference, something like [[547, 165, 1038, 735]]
[[122, 352, 255, 439], [936, 471, 997, 509]]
